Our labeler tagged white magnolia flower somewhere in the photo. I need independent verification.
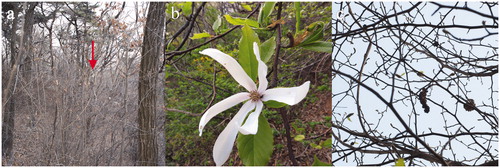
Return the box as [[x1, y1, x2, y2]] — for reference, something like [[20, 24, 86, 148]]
[[198, 42, 310, 166]]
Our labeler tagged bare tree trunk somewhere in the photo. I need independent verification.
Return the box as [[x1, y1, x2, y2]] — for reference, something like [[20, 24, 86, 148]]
[[20, 3, 37, 77], [2, 2, 37, 162], [47, 4, 58, 75], [137, 2, 165, 166], [49, 16, 55, 75], [9, 4, 19, 66]]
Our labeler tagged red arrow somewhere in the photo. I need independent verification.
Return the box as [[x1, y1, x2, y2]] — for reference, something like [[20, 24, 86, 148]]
[[88, 40, 97, 69]]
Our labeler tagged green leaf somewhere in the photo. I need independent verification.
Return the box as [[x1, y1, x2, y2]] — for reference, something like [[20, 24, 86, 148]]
[[310, 143, 322, 149], [224, 14, 259, 28], [294, 2, 301, 34], [180, 2, 192, 16], [263, 100, 287, 108], [237, 115, 274, 166], [299, 21, 325, 46], [312, 155, 331, 166], [395, 158, 405, 166], [294, 135, 305, 141], [258, 2, 276, 25], [245, 19, 259, 28], [259, 37, 276, 63], [238, 25, 260, 80], [300, 41, 333, 53], [321, 138, 332, 148], [212, 16, 222, 32], [346, 112, 354, 122], [296, 127, 305, 134], [241, 4, 252, 11], [190, 32, 212, 39]]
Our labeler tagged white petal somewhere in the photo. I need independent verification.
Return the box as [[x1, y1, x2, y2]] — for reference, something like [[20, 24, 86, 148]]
[[254, 42, 269, 93], [213, 101, 256, 166], [200, 48, 257, 92], [199, 92, 250, 136], [262, 81, 310, 105], [239, 101, 264, 135]]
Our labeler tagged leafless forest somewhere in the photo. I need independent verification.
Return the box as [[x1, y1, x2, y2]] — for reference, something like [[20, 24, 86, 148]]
[[2, 2, 166, 165]]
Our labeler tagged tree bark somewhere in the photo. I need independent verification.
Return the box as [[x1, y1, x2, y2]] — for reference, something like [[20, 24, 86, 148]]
[[2, 2, 37, 161], [8, 4, 19, 66], [20, 3, 37, 77], [137, 2, 165, 166]]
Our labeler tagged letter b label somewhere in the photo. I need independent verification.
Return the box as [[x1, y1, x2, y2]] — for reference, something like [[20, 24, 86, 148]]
[[171, 7, 179, 19]]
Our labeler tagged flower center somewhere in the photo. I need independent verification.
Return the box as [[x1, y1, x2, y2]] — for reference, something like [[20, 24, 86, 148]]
[[249, 91, 262, 102]]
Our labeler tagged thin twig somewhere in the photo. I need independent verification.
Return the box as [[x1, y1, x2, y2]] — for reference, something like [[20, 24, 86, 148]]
[[304, 128, 331, 140], [165, 25, 241, 60], [271, 4, 282, 88], [164, 3, 260, 62], [202, 63, 218, 114], [347, 2, 373, 135], [171, 64, 231, 94], [333, 69, 449, 166], [165, 107, 201, 116], [273, 2, 299, 166], [176, 2, 206, 51]]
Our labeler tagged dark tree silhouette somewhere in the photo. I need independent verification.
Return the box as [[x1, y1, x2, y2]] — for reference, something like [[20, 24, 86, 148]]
[[2, 2, 37, 160]]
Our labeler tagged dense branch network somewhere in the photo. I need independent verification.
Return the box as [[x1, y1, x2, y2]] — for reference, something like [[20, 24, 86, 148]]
[[332, 2, 498, 166]]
